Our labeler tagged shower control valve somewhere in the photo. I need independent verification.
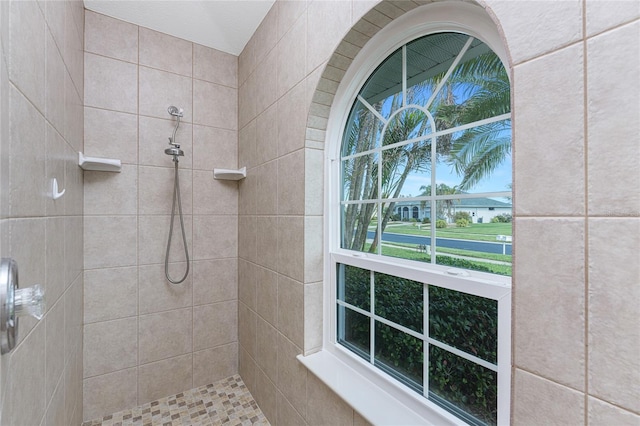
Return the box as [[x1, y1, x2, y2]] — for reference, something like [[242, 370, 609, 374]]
[[1, 258, 46, 354]]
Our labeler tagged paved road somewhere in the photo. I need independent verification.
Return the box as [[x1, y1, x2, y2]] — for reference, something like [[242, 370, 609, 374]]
[[367, 231, 512, 255]]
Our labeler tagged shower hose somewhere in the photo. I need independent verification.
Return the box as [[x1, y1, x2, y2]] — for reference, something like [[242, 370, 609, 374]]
[[165, 160, 190, 284]]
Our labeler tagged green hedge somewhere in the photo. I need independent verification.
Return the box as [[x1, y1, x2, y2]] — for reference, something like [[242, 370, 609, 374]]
[[341, 265, 498, 425]]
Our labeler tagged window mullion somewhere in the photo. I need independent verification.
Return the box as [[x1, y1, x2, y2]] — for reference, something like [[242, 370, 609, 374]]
[[423, 283, 429, 398], [369, 270, 375, 365], [402, 45, 407, 108]]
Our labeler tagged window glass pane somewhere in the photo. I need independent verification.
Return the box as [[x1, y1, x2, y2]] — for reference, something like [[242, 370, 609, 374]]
[[342, 153, 378, 201], [435, 121, 512, 194], [381, 141, 432, 199], [374, 273, 423, 333], [341, 202, 376, 252], [342, 99, 384, 157], [429, 286, 497, 363], [374, 322, 423, 391], [384, 108, 432, 146], [359, 48, 403, 120], [338, 306, 370, 360], [429, 345, 497, 425], [406, 33, 473, 108], [337, 264, 370, 311], [434, 201, 512, 276], [376, 211, 432, 264]]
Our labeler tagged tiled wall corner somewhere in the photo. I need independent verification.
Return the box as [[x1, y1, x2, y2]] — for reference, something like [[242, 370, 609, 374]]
[[0, 0, 85, 425], [82, 10, 240, 421]]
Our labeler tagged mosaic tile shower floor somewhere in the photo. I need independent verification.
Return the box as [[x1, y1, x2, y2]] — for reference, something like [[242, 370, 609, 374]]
[[83, 375, 269, 426]]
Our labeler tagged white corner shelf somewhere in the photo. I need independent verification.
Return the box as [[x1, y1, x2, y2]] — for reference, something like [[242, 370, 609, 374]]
[[213, 167, 246, 181], [79, 152, 121, 172]]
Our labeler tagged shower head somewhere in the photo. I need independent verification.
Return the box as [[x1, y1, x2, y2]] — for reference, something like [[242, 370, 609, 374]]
[[167, 106, 183, 117]]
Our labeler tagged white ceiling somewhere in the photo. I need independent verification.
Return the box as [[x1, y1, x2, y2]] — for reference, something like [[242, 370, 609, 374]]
[[83, 0, 276, 56]]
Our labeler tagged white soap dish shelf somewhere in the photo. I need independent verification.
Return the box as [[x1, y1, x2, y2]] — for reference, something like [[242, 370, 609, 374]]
[[78, 152, 121, 172], [213, 167, 246, 181]]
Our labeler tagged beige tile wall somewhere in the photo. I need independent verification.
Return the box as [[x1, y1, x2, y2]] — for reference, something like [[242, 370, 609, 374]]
[[0, 0, 85, 425], [239, 0, 639, 425], [82, 11, 239, 421]]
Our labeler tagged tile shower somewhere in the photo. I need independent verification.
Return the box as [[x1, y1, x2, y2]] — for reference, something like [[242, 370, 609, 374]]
[[82, 10, 240, 421], [0, 0, 637, 425]]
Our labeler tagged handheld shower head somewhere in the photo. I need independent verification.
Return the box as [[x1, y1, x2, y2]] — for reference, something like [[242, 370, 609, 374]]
[[167, 106, 183, 117]]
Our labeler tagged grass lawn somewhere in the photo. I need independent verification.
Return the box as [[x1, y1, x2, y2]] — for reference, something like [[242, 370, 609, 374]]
[[379, 245, 512, 276], [383, 241, 512, 263], [373, 222, 512, 242]]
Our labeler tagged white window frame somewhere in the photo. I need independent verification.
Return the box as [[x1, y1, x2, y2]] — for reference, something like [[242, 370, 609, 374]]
[[298, 2, 512, 425]]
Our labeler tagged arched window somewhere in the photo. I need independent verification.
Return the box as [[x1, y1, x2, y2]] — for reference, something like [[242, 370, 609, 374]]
[[323, 3, 512, 425]]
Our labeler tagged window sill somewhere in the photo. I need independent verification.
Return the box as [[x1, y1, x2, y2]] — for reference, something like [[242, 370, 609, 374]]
[[297, 349, 463, 426]]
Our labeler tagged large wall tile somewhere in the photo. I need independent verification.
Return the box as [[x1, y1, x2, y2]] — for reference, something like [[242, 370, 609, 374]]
[[9, 86, 46, 217], [192, 215, 237, 259], [238, 259, 257, 311], [84, 107, 138, 163], [277, 216, 304, 281], [84, 164, 138, 215], [45, 124, 66, 217], [277, 12, 306, 98], [138, 166, 192, 215], [45, 217, 66, 305], [84, 267, 138, 323], [256, 266, 277, 326], [193, 79, 237, 130], [513, 369, 584, 424], [193, 44, 237, 88], [278, 275, 304, 348], [238, 302, 257, 359], [487, 0, 582, 64], [239, 215, 257, 263], [304, 216, 323, 284], [306, 372, 353, 426], [256, 317, 278, 384], [306, 0, 351, 74], [513, 44, 585, 216], [254, 367, 277, 424], [139, 27, 192, 76], [138, 354, 193, 405], [8, 0, 45, 111], [138, 214, 192, 266], [238, 118, 256, 170], [255, 160, 278, 215], [256, 216, 278, 270], [277, 150, 305, 215], [192, 125, 237, 171], [2, 323, 46, 426], [84, 53, 137, 113], [139, 263, 193, 314], [83, 368, 138, 421], [276, 334, 306, 419], [84, 10, 138, 63], [587, 21, 640, 216], [193, 258, 237, 305], [84, 216, 137, 269], [139, 66, 192, 122], [192, 343, 238, 388], [45, 298, 65, 403], [255, 49, 278, 116], [193, 170, 238, 215], [276, 390, 306, 426], [193, 301, 238, 350], [138, 308, 193, 364], [255, 104, 278, 165], [304, 281, 323, 353], [83, 318, 138, 377], [588, 218, 640, 411], [588, 396, 640, 425], [514, 218, 585, 390], [585, 0, 640, 37], [45, 30, 65, 135]]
